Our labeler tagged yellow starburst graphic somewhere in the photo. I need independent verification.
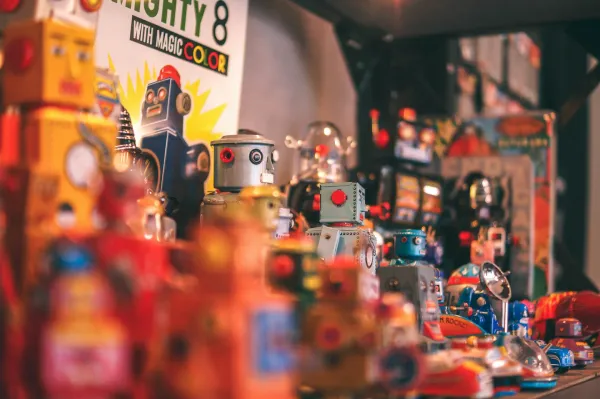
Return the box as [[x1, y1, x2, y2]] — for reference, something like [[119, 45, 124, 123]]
[[107, 55, 227, 191]]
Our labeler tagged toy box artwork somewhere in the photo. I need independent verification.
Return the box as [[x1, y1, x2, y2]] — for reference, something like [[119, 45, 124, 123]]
[[432, 112, 555, 297], [441, 156, 534, 299], [94, 67, 121, 126]]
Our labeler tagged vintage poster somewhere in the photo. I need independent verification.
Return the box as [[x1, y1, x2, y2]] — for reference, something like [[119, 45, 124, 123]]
[[95, 0, 249, 192], [429, 112, 555, 299]]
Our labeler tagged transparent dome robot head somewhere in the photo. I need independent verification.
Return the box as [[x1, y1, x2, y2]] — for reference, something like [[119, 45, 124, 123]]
[[285, 121, 356, 183]]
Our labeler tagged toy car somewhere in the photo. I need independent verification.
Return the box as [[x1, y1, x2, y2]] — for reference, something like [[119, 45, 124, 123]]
[[534, 340, 575, 373], [501, 336, 557, 390], [451, 337, 523, 397], [418, 350, 494, 398]]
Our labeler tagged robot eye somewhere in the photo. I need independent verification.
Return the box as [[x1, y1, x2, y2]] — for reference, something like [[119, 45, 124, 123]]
[[401, 236, 408, 243], [249, 149, 263, 165], [157, 87, 167, 101], [146, 89, 155, 104], [413, 237, 422, 245], [387, 277, 400, 291], [220, 148, 234, 163], [51, 44, 65, 57]]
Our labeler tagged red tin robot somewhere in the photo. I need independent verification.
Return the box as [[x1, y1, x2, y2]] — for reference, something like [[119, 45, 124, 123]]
[[92, 169, 173, 395], [41, 270, 130, 398], [550, 318, 594, 368], [155, 213, 296, 399]]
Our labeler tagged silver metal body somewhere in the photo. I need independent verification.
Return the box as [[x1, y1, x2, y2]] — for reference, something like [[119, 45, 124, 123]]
[[306, 226, 377, 275], [211, 132, 275, 192]]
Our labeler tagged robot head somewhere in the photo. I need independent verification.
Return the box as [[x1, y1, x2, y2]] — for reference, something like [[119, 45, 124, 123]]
[[140, 65, 191, 133], [318, 182, 366, 225], [211, 130, 276, 192], [239, 186, 285, 233], [3, 19, 96, 108], [96, 169, 146, 224], [556, 318, 582, 338], [0, 0, 103, 31], [393, 229, 426, 260], [286, 121, 354, 183]]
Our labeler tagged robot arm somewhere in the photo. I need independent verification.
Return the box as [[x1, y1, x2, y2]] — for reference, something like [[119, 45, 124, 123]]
[[316, 226, 341, 262]]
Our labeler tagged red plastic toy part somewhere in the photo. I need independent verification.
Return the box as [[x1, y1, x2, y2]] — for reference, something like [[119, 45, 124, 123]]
[[316, 323, 343, 351], [157, 65, 181, 87], [4, 39, 34, 73], [80, 0, 102, 12], [314, 144, 329, 158], [330, 189, 347, 207], [219, 148, 234, 163], [272, 255, 294, 277], [374, 128, 390, 149], [0, 0, 20, 12]]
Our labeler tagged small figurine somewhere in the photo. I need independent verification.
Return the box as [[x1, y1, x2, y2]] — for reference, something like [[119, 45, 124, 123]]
[[284, 121, 356, 227], [305, 182, 378, 275], [471, 228, 495, 266], [508, 301, 531, 338], [156, 212, 296, 399], [378, 230, 446, 350], [424, 226, 444, 267], [41, 268, 130, 398], [550, 318, 594, 368], [201, 130, 277, 222]]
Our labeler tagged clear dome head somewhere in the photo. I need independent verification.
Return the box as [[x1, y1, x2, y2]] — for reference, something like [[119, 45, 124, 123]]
[[285, 121, 355, 183], [503, 335, 553, 374]]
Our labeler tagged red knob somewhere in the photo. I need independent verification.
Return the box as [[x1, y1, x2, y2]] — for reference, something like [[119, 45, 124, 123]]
[[330, 189, 347, 207], [4, 38, 34, 73], [219, 148, 234, 163], [315, 144, 329, 157], [369, 109, 380, 119], [312, 194, 321, 211], [374, 129, 390, 149]]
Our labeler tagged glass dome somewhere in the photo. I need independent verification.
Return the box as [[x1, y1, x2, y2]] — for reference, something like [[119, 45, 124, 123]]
[[285, 121, 356, 183], [502, 335, 554, 375]]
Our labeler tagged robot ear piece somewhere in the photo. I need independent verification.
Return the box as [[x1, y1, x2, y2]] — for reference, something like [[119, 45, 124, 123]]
[[175, 93, 192, 115]]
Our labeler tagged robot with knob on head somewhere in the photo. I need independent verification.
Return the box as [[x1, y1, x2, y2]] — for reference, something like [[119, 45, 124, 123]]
[[305, 182, 378, 276]]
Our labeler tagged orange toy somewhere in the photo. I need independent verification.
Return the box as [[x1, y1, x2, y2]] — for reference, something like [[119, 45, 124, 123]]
[[156, 214, 296, 399]]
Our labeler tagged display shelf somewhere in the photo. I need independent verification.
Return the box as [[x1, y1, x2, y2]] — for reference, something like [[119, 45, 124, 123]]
[[514, 362, 600, 399]]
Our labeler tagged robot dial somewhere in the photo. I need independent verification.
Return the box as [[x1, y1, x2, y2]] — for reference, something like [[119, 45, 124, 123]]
[[365, 242, 375, 269], [249, 149, 263, 165], [139, 151, 160, 193], [65, 143, 98, 189]]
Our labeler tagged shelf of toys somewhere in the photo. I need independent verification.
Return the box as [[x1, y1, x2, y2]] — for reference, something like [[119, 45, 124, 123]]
[[0, 1, 599, 399]]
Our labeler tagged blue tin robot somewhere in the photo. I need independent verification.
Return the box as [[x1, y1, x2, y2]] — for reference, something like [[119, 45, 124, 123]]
[[508, 301, 531, 338], [388, 229, 427, 266], [305, 182, 378, 275]]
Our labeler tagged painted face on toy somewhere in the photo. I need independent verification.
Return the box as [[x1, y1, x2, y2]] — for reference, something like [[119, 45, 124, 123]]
[[470, 241, 495, 265], [143, 79, 171, 121], [394, 229, 427, 260]]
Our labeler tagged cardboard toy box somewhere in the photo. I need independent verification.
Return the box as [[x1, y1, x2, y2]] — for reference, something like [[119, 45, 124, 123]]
[[429, 112, 555, 299]]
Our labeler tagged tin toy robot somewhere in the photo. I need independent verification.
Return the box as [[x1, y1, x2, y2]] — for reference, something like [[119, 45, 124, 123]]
[[378, 229, 447, 349], [508, 301, 531, 338], [201, 130, 278, 222], [284, 121, 356, 227], [1, 18, 116, 232], [155, 212, 296, 399], [0, 0, 102, 30], [300, 256, 423, 398], [305, 182, 378, 276], [424, 226, 444, 267], [550, 318, 594, 368]]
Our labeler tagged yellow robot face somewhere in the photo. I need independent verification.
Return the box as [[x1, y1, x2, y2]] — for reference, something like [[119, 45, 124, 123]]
[[3, 19, 96, 107]]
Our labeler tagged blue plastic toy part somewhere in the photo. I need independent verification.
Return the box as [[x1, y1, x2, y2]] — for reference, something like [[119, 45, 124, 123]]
[[520, 379, 558, 390], [49, 240, 94, 274], [535, 340, 575, 373], [393, 229, 426, 260]]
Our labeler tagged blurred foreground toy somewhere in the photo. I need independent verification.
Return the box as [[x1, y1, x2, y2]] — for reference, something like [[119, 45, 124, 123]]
[[240, 185, 290, 238], [2, 18, 116, 231], [497, 335, 557, 390], [550, 318, 594, 368], [306, 182, 378, 275], [451, 337, 523, 396], [300, 256, 424, 398], [156, 213, 296, 399], [41, 268, 130, 398]]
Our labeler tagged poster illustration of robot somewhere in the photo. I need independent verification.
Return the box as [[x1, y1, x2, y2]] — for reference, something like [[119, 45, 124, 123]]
[[95, 0, 249, 194]]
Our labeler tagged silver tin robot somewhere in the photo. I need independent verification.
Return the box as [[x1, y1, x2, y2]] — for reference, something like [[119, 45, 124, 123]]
[[305, 182, 378, 275], [202, 130, 281, 223], [212, 130, 276, 191]]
